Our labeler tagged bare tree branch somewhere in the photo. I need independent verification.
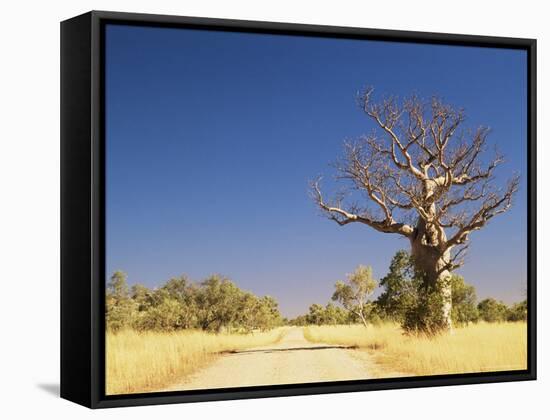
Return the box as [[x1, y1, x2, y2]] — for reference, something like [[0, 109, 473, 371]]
[[445, 176, 520, 249], [312, 88, 520, 272], [361, 89, 426, 180], [439, 243, 469, 273], [310, 179, 413, 237]]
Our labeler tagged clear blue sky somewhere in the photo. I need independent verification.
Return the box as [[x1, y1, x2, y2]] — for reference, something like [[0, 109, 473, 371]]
[[105, 24, 527, 317]]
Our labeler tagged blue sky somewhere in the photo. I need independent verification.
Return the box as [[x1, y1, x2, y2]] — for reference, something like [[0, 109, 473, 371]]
[[105, 24, 527, 317]]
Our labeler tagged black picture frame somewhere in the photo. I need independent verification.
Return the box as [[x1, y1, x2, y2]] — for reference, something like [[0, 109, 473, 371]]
[[60, 10, 537, 409]]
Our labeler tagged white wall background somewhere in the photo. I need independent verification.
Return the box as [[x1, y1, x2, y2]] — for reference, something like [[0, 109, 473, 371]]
[[0, 0, 547, 418]]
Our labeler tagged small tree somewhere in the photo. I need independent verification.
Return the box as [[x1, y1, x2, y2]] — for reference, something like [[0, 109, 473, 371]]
[[106, 271, 134, 332], [235, 292, 260, 331], [477, 298, 508, 322], [332, 265, 377, 327], [161, 275, 198, 328], [506, 300, 527, 322], [324, 303, 352, 325], [195, 275, 242, 332], [131, 284, 154, 311], [450, 275, 479, 325], [107, 270, 129, 298], [161, 276, 191, 301], [254, 296, 282, 331], [376, 250, 419, 322], [133, 298, 184, 331], [306, 303, 326, 325]]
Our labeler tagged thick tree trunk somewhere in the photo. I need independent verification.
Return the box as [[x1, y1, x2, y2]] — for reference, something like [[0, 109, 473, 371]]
[[410, 218, 453, 333]]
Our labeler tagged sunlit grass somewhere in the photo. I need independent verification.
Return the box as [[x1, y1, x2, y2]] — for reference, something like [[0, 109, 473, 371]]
[[304, 322, 527, 377], [106, 328, 286, 395]]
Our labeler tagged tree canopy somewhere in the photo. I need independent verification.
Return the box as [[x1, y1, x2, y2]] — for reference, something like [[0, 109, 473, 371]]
[[332, 265, 377, 327], [106, 272, 283, 333]]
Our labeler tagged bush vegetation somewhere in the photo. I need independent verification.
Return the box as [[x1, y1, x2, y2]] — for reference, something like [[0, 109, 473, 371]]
[[106, 271, 283, 333], [289, 250, 527, 331]]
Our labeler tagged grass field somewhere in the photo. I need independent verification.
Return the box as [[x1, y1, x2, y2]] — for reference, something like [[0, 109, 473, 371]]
[[106, 328, 286, 395], [304, 322, 527, 377]]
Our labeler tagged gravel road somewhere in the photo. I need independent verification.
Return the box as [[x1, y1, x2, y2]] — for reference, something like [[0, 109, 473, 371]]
[[162, 327, 384, 391]]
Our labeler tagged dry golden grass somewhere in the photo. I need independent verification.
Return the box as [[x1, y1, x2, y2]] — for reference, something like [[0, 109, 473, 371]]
[[304, 322, 527, 377], [106, 328, 287, 395]]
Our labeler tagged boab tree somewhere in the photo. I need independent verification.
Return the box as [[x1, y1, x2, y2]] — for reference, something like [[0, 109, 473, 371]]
[[312, 88, 519, 333]]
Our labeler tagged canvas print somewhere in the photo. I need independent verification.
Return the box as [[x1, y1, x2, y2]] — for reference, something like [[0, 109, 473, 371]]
[[104, 24, 528, 395]]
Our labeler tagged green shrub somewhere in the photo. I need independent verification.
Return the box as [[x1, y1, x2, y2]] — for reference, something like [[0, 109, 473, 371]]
[[506, 300, 527, 322], [402, 284, 448, 335], [478, 298, 509, 322]]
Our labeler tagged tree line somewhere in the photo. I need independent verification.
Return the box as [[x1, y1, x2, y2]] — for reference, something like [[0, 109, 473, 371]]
[[106, 272, 283, 333], [290, 250, 527, 332], [107, 251, 526, 334]]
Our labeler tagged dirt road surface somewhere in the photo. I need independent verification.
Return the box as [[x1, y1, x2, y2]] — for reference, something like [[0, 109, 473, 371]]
[[162, 327, 391, 391]]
